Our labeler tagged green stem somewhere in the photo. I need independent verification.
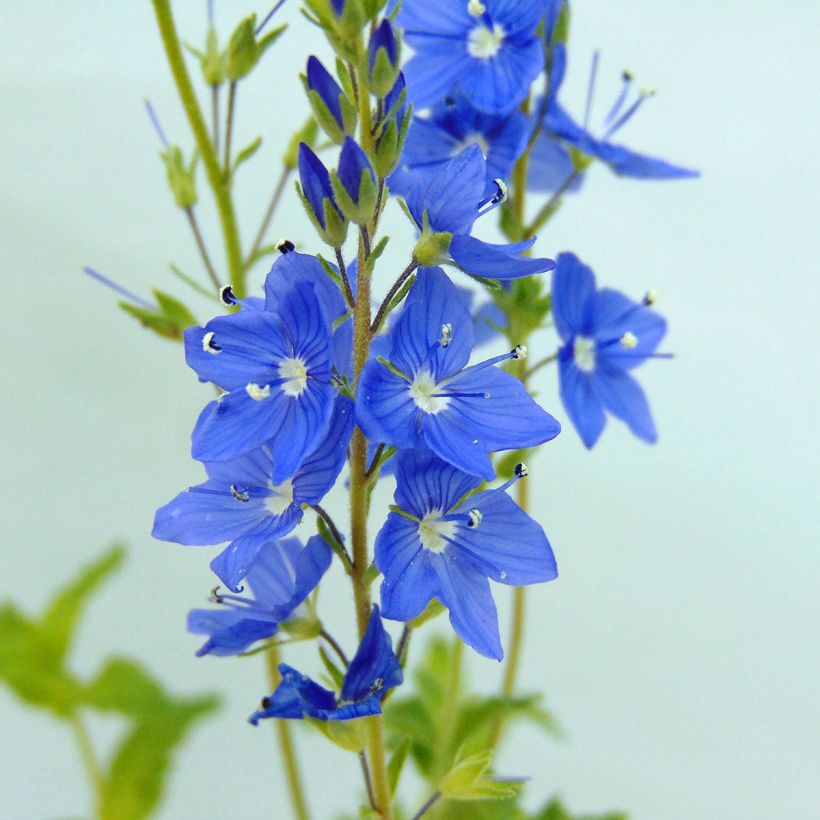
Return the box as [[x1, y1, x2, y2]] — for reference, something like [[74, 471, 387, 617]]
[[245, 165, 292, 269], [151, 0, 246, 296], [184, 206, 221, 290], [266, 649, 311, 820], [70, 714, 105, 814], [223, 80, 237, 179], [523, 169, 581, 238]]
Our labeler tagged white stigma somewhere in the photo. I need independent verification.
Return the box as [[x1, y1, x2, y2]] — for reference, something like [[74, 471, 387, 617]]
[[467, 508, 483, 528], [514, 344, 528, 360], [278, 356, 308, 397], [467, 0, 486, 16], [467, 23, 505, 59], [246, 382, 271, 400], [410, 370, 449, 415], [439, 323, 453, 348], [265, 479, 294, 517], [202, 331, 221, 355], [418, 511, 457, 554], [620, 331, 639, 349], [573, 335, 596, 373]]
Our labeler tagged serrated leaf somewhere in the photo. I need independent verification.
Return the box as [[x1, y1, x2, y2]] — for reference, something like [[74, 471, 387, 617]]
[[387, 737, 411, 795], [440, 749, 527, 802], [100, 695, 217, 820], [40, 545, 125, 665], [308, 716, 368, 753], [152, 290, 198, 329]]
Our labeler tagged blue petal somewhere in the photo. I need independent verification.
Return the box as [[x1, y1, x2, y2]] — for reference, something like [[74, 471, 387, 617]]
[[551, 252, 597, 342], [306, 56, 345, 129], [396, 2, 469, 38], [455, 486, 557, 585], [527, 131, 584, 193], [338, 137, 375, 202], [450, 234, 555, 280], [472, 301, 507, 347], [591, 366, 658, 443], [491, 0, 550, 36], [355, 361, 421, 451], [594, 140, 700, 180], [264, 252, 346, 326], [298, 143, 339, 227], [592, 288, 667, 370], [249, 664, 337, 723], [394, 447, 481, 518], [188, 610, 278, 657], [341, 605, 403, 703], [558, 349, 606, 448]]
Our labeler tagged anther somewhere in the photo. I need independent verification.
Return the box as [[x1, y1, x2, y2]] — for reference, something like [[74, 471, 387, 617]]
[[370, 676, 384, 692], [261, 696, 272, 708], [620, 331, 638, 349], [467, 508, 483, 528], [467, 0, 486, 16], [246, 383, 271, 401], [643, 289, 657, 306], [513, 344, 528, 360], [210, 586, 224, 603], [276, 238, 295, 254], [492, 178, 508, 204], [439, 322, 453, 348], [514, 462, 528, 478], [622, 70, 634, 81], [202, 331, 221, 354], [220, 285, 237, 306], [230, 484, 250, 502]]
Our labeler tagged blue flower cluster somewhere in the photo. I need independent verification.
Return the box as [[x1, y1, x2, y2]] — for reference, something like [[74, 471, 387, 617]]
[[151, 0, 694, 725]]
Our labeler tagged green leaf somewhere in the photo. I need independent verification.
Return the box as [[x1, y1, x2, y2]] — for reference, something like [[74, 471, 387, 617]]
[[100, 695, 218, 820], [84, 657, 169, 716], [318, 646, 345, 690], [118, 290, 197, 342], [439, 749, 526, 802], [40, 545, 125, 665], [534, 797, 628, 820], [384, 696, 436, 775], [387, 737, 411, 795], [308, 716, 368, 753], [232, 135, 263, 172]]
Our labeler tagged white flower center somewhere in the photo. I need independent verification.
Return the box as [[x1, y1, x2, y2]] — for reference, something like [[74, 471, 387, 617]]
[[410, 370, 449, 415], [418, 511, 456, 554], [265, 479, 294, 517], [573, 335, 596, 373], [278, 356, 308, 397], [467, 23, 505, 59], [451, 132, 490, 159]]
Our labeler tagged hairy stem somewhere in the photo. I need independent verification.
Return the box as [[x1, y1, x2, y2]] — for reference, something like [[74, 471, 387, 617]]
[[266, 649, 311, 820], [151, 0, 245, 296], [70, 714, 104, 812]]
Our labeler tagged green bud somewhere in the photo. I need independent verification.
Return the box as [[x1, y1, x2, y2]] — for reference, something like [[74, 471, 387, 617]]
[[202, 27, 226, 84], [225, 15, 286, 82], [331, 167, 378, 225], [413, 219, 452, 267], [373, 104, 410, 177], [160, 146, 198, 208], [295, 182, 349, 247]]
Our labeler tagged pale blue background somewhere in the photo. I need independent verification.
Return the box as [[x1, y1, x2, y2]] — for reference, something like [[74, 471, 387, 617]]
[[1, 1, 818, 818]]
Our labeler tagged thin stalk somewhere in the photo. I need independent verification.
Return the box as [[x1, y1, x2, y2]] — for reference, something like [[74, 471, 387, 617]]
[[410, 791, 442, 820], [70, 714, 104, 812], [223, 80, 237, 178], [211, 84, 220, 158], [360, 751, 377, 811], [265, 649, 311, 820], [396, 624, 411, 667], [523, 169, 582, 238], [319, 628, 350, 668], [152, 0, 245, 296], [184, 206, 221, 290], [245, 165, 292, 268], [525, 351, 558, 379], [335, 246, 356, 309], [370, 260, 418, 334]]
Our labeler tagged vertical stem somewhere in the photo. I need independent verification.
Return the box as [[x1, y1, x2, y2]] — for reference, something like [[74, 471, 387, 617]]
[[223, 80, 237, 177], [211, 84, 220, 158], [70, 714, 105, 813], [151, 0, 246, 296], [266, 649, 311, 820]]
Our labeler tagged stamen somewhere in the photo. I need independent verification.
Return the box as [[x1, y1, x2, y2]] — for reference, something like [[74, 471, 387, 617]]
[[256, 0, 287, 34], [202, 331, 222, 354], [477, 179, 508, 217], [603, 89, 655, 140], [276, 238, 295, 254], [83, 266, 155, 310], [220, 285, 238, 306], [144, 99, 169, 147], [210, 586, 224, 603], [439, 323, 453, 348], [583, 51, 600, 130], [261, 696, 272, 708], [643, 289, 657, 306], [467, 0, 486, 16], [620, 331, 638, 349], [431, 391, 489, 399], [230, 484, 250, 502], [603, 70, 634, 127], [450, 348, 518, 379], [513, 344, 528, 360], [515, 462, 528, 477], [467, 508, 483, 528], [370, 676, 384, 693], [246, 383, 271, 400]]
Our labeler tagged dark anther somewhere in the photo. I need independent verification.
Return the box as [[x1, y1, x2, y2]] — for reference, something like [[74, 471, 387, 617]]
[[261, 696, 272, 708], [514, 463, 529, 478], [230, 484, 250, 502], [276, 238, 295, 254], [210, 585, 224, 603], [219, 285, 237, 306]]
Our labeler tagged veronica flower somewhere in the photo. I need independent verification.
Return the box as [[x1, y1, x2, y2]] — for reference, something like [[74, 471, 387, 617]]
[[188, 535, 331, 657], [153, 396, 353, 591], [357, 268, 560, 480], [405, 145, 555, 280], [249, 606, 403, 723], [396, 0, 545, 114], [389, 95, 528, 199], [375, 448, 557, 660], [530, 44, 698, 190], [185, 267, 337, 472], [552, 252, 669, 448]]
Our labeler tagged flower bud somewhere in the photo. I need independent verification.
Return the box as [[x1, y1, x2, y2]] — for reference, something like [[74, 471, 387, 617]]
[[225, 14, 285, 82], [160, 145, 198, 208], [373, 73, 410, 177], [367, 19, 400, 97], [331, 137, 378, 224], [297, 143, 348, 247], [303, 56, 357, 145]]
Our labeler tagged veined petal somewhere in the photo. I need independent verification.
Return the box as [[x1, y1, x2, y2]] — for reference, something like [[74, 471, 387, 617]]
[[591, 366, 658, 443], [188, 610, 278, 657], [449, 234, 555, 280], [558, 350, 606, 448], [355, 361, 421, 451], [595, 140, 700, 180], [341, 606, 403, 703], [401, 48, 473, 111], [593, 288, 667, 369], [551, 252, 597, 341], [249, 664, 337, 723], [394, 447, 481, 516]]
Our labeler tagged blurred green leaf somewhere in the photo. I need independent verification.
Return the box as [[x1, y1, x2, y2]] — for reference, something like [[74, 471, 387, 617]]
[[385, 696, 436, 775], [84, 657, 169, 716], [387, 737, 411, 796], [118, 289, 197, 342], [439, 748, 524, 802], [534, 797, 627, 820], [309, 716, 368, 753], [233, 135, 263, 172]]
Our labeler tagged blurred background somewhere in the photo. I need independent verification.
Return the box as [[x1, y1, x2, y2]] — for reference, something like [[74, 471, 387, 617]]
[[1, 1, 818, 818]]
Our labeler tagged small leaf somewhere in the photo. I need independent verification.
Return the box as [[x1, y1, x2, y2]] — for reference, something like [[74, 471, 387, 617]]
[[534, 797, 627, 820], [408, 599, 445, 629], [40, 545, 125, 665], [232, 136, 263, 172], [308, 716, 368, 753], [439, 749, 527, 802], [387, 737, 411, 795]]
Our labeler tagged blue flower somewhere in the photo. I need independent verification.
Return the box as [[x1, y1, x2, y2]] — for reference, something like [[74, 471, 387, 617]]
[[188, 535, 331, 657], [375, 448, 557, 660], [530, 45, 699, 190], [389, 95, 528, 199], [552, 252, 669, 448], [184, 263, 339, 475], [249, 606, 403, 723], [357, 268, 560, 480], [153, 396, 353, 592], [396, 0, 545, 114], [405, 145, 555, 280]]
